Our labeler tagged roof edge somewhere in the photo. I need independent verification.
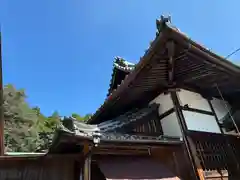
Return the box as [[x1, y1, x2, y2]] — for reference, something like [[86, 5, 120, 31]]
[[88, 17, 170, 124]]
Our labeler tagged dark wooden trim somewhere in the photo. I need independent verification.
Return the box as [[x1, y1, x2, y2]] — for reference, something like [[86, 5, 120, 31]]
[[207, 100, 225, 134], [170, 91, 200, 180], [74, 160, 82, 180], [167, 25, 240, 75], [181, 105, 214, 116], [208, 100, 240, 173], [131, 108, 174, 135], [158, 108, 175, 121], [0, 153, 83, 161], [170, 93, 188, 131], [88, 29, 169, 124], [166, 40, 175, 85]]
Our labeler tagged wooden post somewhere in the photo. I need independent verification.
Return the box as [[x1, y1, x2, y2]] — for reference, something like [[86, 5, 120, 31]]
[[208, 100, 240, 174], [0, 33, 4, 156], [83, 143, 91, 180], [187, 137, 205, 180], [170, 91, 201, 180]]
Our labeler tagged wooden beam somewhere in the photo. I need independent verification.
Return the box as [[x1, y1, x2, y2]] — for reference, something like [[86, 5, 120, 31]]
[[0, 153, 83, 161], [83, 143, 91, 180], [187, 137, 205, 180], [168, 26, 240, 76], [166, 41, 175, 85], [170, 91, 200, 180], [208, 100, 240, 173], [0, 32, 4, 156], [88, 29, 169, 124]]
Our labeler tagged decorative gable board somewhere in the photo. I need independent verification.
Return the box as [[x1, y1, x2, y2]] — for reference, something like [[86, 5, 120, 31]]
[[98, 105, 159, 133]]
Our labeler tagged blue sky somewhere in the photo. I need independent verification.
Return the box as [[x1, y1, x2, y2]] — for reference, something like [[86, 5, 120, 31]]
[[1, 0, 240, 116]]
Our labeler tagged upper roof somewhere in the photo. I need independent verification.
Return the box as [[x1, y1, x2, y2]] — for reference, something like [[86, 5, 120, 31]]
[[88, 15, 240, 124], [107, 57, 135, 97]]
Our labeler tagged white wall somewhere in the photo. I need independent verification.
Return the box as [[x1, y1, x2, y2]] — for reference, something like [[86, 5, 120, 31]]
[[150, 92, 182, 137], [150, 92, 173, 114], [178, 89, 221, 133], [161, 113, 182, 137], [182, 111, 221, 133], [178, 89, 211, 112], [210, 97, 230, 122], [148, 89, 231, 135]]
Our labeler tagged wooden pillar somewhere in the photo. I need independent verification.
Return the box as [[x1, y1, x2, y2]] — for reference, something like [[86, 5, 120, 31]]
[[171, 91, 202, 180], [187, 137, 205, 180], [83, 143, 91, 180], [208, 100, 240, 173], [0, 33, 4, 156]]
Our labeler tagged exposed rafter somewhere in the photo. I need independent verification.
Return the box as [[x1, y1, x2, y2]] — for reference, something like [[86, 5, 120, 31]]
[[166, 41, 175, 86], [88, 15, 240, 124]]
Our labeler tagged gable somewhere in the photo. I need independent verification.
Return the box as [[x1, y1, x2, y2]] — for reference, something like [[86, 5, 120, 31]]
[[89, 15, 240, 124]]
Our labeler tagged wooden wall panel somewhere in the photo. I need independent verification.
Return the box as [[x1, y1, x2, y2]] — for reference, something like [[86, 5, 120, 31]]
[[151, 145, 194, 180], [133, 113, 163, 135], [0, 156, 76, 180], [187, 130, 240, 179]]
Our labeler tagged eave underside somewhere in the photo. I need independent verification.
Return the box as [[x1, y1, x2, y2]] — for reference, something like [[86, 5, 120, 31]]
[[107, 68, 131, 97], [89, 21, 240, 124]]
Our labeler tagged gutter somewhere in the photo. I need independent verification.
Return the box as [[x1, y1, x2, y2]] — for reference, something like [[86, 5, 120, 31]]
[[5, 152, 46, 157]]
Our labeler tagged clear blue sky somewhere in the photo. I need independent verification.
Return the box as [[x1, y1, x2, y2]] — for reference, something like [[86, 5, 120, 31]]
[[1, 0, 240, 116]]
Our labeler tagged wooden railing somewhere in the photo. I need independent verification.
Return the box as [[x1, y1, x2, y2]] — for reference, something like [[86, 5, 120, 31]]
[[187, 130, 240, 179]]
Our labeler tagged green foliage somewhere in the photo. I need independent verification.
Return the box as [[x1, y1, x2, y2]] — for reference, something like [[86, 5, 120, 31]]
[[71, 113, 91, 122], [3, 84, 90, 152]]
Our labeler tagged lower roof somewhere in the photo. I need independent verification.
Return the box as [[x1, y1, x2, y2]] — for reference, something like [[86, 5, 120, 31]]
[[48, 118, 182, 154], [88, 16, 240, 124]]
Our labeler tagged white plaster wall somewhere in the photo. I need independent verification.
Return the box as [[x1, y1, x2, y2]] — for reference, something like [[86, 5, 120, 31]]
[[210, 97, 230, 122], [178, 89, 221, 133], [149, 92, 182, 137], [149, 92, 173, 115], [178, 89, 211, 112], [183, 111, 221, 133], [161, 113, 182, 137], [148, 90, 227, 136]]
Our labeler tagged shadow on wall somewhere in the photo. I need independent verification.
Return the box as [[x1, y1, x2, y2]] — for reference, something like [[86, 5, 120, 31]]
[[91, 156, 181, 180]]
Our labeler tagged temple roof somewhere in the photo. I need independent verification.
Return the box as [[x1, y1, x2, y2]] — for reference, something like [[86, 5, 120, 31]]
[[107, 57, 135, 96], [48, 117, 182, 154], [88, 15, 240, 124], [113, 57, 135, 72]]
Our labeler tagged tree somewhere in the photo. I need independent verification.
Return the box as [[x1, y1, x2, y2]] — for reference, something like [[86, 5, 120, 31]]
[[71, 113, 91, 122], [3, 84, 39, 152], [2, 84, 91, 152]]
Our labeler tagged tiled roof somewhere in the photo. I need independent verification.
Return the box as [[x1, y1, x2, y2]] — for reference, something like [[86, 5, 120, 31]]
[[48, 116, 182, 153], [107, 57, 135, 97], [88, 15, 240, 124]]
